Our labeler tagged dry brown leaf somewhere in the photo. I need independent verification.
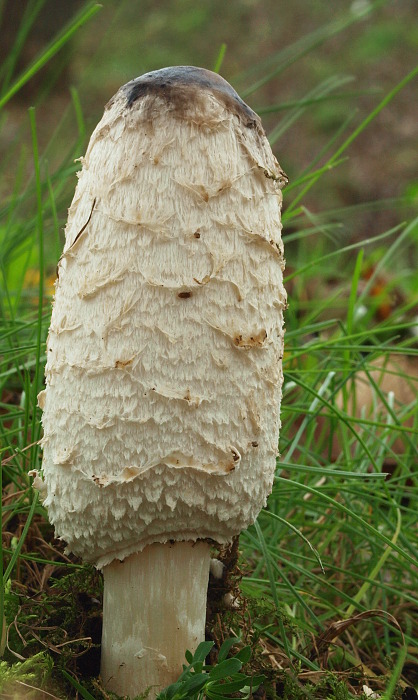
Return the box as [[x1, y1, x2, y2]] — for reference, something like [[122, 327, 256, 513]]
[[311, 609, 404, 660]]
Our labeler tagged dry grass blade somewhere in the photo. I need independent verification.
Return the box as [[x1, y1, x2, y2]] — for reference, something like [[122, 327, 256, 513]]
[[311, 609, 405, 660]]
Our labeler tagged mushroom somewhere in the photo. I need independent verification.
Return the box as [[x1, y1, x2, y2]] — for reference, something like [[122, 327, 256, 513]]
[[39, 66, 287, 698]]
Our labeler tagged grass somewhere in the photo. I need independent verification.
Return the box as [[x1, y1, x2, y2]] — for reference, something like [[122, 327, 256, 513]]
[[0, 1, 417, 698]]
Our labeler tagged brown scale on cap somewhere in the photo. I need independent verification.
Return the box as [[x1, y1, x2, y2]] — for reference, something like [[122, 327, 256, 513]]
[[113, 66, 262, 131]]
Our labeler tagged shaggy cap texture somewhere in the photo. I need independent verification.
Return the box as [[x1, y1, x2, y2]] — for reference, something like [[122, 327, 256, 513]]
[[40, 67, 287, 568]]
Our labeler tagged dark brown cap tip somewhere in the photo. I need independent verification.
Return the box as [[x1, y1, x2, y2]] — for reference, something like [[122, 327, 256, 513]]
[[121, 66, 259, 128]]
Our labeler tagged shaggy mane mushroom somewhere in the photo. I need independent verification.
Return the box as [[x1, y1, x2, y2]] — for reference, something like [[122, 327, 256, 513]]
[[38, 66, 287, 698]]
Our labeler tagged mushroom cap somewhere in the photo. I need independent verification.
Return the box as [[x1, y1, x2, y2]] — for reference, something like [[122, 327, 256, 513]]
[[40, 67, 287, 568]]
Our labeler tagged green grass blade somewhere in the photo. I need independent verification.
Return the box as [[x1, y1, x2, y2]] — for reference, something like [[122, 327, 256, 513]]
[[213, 43, 227, 74], [275, 477, 417, 568], [259, 509, 324, 574], [381, 644, 408, 700], [284, 223, 405, 282], [239, 1, 385, 97], [0, 0, 45, 95], [62, 670, 96, 700], [286, 65, 418, 214], [254, 521, 292, 662], [344, 507, 402, 618], [0, 2, 102, 110], [28, 107, 44, 469], [268, 75, 354, 146], [3, 491, 39, 583]]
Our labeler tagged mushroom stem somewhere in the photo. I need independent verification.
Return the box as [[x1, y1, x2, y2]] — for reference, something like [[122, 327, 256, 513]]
[[100, 540, 211, 698]]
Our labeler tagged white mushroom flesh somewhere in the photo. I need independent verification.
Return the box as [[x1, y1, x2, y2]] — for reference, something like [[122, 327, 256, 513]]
[[41, 67, 287, 568]]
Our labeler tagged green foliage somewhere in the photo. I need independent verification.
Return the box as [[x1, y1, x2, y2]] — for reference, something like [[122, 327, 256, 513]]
[[156, 639, 265, 700], [0, 652, 53, 694], [63, 669, 98, 700], [0, 2, 102, 110]]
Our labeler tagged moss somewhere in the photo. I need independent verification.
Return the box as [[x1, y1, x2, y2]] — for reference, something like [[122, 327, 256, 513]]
[[0, 653, 54, 697], [3, 564, 102, 688]]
